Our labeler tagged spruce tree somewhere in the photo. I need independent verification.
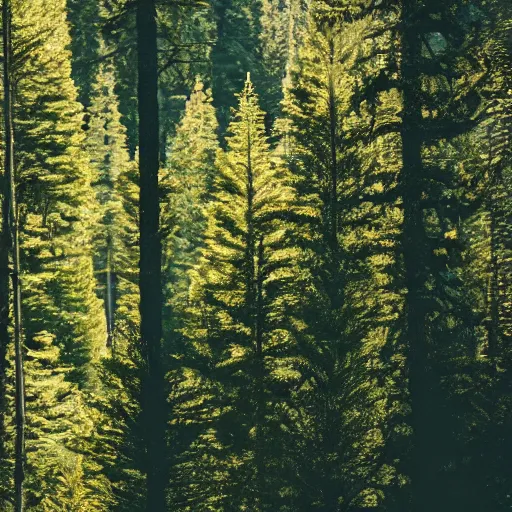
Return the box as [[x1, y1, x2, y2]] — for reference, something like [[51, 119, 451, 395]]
[[0, 0, 109, 506], [349, 1, 484, 509], [2, 0, 25, 507], [176, 76, 311, 511], [24, 331, 111, 511], [67, 0, 102, 110], [12, 0, 107, 385], [211, 0, 265, 133], [87, 54, 139, 350], [281, 4, 404, 508], [161, 77, 219, 327]]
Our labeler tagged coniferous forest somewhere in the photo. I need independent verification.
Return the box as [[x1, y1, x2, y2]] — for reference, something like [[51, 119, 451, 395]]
[[0, 0, 511, 510]]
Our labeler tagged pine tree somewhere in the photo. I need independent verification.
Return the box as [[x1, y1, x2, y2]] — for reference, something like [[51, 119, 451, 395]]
[[347, 1, 485, 509], [87, 54, 139, 350], [102, 0, 215, 159], [281, 4, 405, 508], [455, 3, 512, 508], [2, 0, 25, 507], [0, 0, 109, 506], [81, 49, 144, 512], [67, 0, 102, 110], [174, 76, 312, 511], [12, 0, 107, 385], [211, 0, 265, 134], [161, 77, 219, 328], [24, 331, 112, 511], [259, 0, 308, 123]]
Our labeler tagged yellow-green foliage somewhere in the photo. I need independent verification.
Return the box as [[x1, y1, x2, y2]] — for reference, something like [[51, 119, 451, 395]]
[[13, 0, 106, 375], [23, 333, 112, 511], [161, 78, 219, 317], [87, 54, 140, 333], [171, 77, 310, 510]]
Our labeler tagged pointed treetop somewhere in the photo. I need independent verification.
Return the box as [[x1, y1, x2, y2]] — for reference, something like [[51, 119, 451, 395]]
[[239, 72, 257, 105], [193, 75, 205, 94]]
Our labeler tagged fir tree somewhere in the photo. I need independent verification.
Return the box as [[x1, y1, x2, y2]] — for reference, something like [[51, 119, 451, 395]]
[[87, 54, 139, 350], [12, 0, 107, 385], [24, 331, 112, 511], [350, 1, 485, 509], [281, 4, 405, 508], [161, 77, 219, 328], [174, 76, 311, 510], [67, 0, 102, 110], [0, 0, 109, 506]]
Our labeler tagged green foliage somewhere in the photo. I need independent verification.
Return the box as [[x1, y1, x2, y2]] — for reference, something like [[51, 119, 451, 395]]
[[280, 6, 405, 508], [87, 53, 139, 341], [24, 332, 112, 511], [67, 0, 102, 109], [12, 0, 107, 384], [0, 0, 510, 510], [170, 78, 312, 510], [211, 0, 296, 133], [102, 0, 215, 157], [85, 44, 143, 511], [161, 78, 219, 326]]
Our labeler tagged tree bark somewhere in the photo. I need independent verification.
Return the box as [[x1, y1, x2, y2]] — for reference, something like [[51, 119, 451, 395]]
[[105, 236, 114, 350], [136, 1, 167, 510], [328, 37, 338, 253], [2, 1, 25, 509], [255, 235, 265, 505], [488, 188, 500, 363], [0, 47, 8, 502], [400, 1, 436, 509]]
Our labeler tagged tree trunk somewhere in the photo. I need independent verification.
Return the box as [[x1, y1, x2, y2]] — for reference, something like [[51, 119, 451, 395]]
[[400, 1, 436, 509], [245, 91, 256, 343], [254, 236, 264, 509], [2, 1, 25, 509], [488, 191, 500, 362], [0, 81, 8, 506], [136, 1, 167, 510], [328, 37, 338, 253], [105, 237, 114, 350], [0, 91, 8, 496]]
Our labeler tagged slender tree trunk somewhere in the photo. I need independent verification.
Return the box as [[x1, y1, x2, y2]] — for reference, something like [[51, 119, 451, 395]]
[[245, 94, 256, 340], [0, 99, 8, 494], [2, 1, 25, 509], [400, 1, 436, 509], [136, 1, 167, 510], [254, 237, 265, 509], [105, 237, 114, 349], [255, 237, 264, 358], [328, 38, 338, 252], [0, 0, 10, 482], [488, 191, 500, 362]]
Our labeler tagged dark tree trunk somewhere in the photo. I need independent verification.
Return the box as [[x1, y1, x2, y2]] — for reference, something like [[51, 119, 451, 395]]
[[136, 1, 167, 510], [488, 191, 500, 362], [2, 1, 25, 509], [0, 75, 8, 497], [328, 38, 338, 253], [254, 236, 265, 508], [400, 1, 436, 509], [0, 58, 8, 504], [105, 237, 114, 350]]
